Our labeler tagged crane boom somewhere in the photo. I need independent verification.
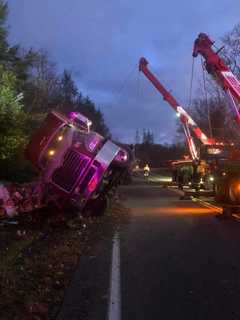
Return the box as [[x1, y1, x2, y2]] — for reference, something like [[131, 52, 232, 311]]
[[139, 57, 213, 160], [193, 33, 240, 125]]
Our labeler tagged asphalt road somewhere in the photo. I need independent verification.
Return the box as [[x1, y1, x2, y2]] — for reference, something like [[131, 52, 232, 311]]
[[59, 180, 240, 320]]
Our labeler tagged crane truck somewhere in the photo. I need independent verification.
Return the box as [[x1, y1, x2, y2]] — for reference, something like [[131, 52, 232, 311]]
[[193, 33, 240, 207], [193, 33, 240, 126], [0, 110, 133, 218], [139, 57, 219, 191]]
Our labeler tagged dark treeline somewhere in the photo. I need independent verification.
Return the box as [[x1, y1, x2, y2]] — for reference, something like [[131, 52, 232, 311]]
[[134, 129, 186, 167], [0, 1, 109, 181], [135, 143, 186, 167]]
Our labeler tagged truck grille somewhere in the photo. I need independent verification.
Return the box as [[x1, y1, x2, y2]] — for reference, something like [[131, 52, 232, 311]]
[[52, 149, 89, 192]]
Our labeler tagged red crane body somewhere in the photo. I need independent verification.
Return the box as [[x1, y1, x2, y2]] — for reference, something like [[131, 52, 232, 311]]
[[139, 58, 179, 110], [193, 33, 240, 125], [139, 57, 214, 160]]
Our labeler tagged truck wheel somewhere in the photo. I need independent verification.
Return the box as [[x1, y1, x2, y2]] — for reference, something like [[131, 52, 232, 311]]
[[228, 185, 236, 204], [227, 178, 240, 204], [214, 183, 226, 203], [215, 177, 240, 205]]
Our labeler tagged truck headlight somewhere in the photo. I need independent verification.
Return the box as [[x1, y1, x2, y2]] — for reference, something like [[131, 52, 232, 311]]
[[48, 149, 55, 156], [115, 150, 128, 162]]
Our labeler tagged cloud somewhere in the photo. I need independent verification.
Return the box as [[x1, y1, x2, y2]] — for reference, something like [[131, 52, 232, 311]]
[[7, 0, 240, 143]]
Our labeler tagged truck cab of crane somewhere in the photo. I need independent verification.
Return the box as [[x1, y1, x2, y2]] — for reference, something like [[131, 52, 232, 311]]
[[199, 143, 240, 203], [170, 160, 193, 189]]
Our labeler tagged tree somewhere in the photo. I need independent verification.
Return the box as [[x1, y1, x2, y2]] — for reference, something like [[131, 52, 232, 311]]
[[135, 129, 141, 144], [189, 96, 236, 141], [0, 1, 37, 91], [24, 50, 61, 113], [0, 0, 8, 59], [222, 23, 240, 77], [0, 65, 28, 178], [135, 142, 186, 167], [0, 1, 34, 179], [60, 70, 78, 106], [142, 129, 154, 144]]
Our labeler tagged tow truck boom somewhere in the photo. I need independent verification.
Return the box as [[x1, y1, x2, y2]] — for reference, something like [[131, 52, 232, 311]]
[[193, 33, 240, 125], [139, 57, 214, 160]]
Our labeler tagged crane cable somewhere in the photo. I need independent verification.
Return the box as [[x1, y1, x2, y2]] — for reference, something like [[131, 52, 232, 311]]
[[115, 63, 138, 98], [135, 69, 142, 144], [188, 57, 195, 108], [201, 56, 213, 139], [108, 62, 138, 116], [137, 68, 142, 104]]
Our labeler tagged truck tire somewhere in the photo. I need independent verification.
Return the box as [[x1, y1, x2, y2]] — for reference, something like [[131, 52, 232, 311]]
[[227, 178, 240, 205], [214, 183, 226, 203], [215, 177, 240, 205]]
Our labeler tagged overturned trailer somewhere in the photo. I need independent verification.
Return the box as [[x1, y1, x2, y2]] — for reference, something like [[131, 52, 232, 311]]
[[0, 111, 133, 218]]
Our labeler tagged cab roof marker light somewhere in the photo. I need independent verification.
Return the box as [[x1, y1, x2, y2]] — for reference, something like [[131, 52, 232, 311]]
[[69, 112, 92, 127]]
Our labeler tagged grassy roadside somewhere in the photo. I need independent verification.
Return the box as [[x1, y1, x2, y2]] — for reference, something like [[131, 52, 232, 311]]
[[0, 197, 129, 320]]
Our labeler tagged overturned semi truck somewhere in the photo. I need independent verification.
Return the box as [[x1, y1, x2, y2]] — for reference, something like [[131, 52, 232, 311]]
[[0, 111, 133, 217]]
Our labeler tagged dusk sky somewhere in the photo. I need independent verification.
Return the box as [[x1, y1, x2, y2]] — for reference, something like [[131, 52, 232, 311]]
[[7, 0, 240, 143]]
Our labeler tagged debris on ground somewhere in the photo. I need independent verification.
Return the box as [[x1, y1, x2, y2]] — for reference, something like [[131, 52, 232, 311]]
[[0, 196, 129, 319]]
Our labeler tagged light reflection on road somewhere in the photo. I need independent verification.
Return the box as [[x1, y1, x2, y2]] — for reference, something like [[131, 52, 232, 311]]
[[130, 206, 216, 216]]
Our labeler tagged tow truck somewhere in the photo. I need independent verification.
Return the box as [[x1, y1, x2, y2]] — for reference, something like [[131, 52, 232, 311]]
[[193, 33, 240, 207], [139, 57, 219, 191], [0, 110, 133, 218]]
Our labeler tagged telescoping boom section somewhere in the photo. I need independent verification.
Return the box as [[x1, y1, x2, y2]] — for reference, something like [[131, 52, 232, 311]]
[[139, 57, 214, 160], [193, 33, 240, 126]]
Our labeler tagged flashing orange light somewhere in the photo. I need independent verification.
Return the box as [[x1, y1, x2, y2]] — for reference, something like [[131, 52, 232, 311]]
[[236, 184, 240, 193], [48, 149, 55, 156], [58, 135, 63, 141]]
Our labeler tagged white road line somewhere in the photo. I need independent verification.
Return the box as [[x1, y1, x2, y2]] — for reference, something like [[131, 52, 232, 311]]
[[108, 232, 121, 320], [193, 198, 240, 221], [170, 186, 240, 221], [192, 197, 222, 213], [168, 186, 223, 213]]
